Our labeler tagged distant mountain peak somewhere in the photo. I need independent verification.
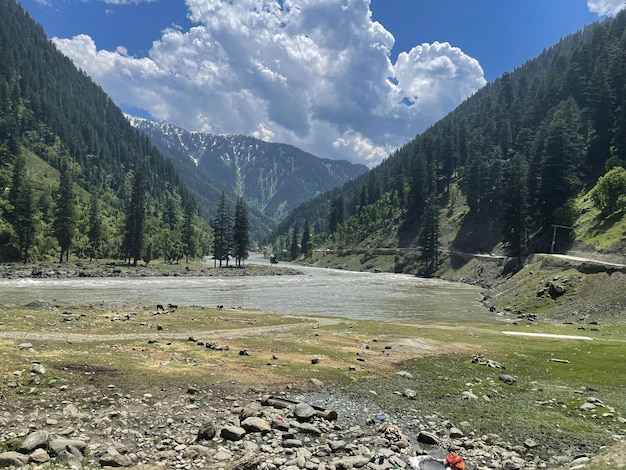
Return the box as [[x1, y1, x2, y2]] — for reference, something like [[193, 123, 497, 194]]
[[127, 115, 368, 241]]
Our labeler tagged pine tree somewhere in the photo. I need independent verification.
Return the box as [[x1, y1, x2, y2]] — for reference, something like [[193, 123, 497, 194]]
[[8, 155, 35, 262], [53, 165, 77, 262], [182, 199, 196, 263], [501, 152, 529, 262], [290, 222, 300, 260], [87, 193, 103, 261], [328, 196, 343, 233], [300, 220, 311, 258], [419, 195, 439, 276], [232, 197, 250, 267], [213, 192, 232, 267], [538, 99, 584, 227], [123, 168, 147, 267]]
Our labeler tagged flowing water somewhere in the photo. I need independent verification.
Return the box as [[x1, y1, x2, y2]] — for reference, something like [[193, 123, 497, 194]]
[[0, 255, 499, 324]]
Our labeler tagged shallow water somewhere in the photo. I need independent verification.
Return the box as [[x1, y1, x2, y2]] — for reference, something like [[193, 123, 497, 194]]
[[0, 255, 498, 324]]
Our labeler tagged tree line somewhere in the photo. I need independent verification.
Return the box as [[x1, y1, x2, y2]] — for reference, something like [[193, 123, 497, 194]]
[[3, 152, 215, 264]]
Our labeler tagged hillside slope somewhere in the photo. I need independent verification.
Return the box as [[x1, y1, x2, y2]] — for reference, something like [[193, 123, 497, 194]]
[[0, 0, 212, 262], [274, 9, 626, 277]]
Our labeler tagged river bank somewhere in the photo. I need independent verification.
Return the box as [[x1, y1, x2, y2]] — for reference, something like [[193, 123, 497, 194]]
[[0, 261, 302, 279]]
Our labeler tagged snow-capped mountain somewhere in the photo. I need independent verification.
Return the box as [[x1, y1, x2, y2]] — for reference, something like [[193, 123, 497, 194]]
[[127, 115, 368, 240]]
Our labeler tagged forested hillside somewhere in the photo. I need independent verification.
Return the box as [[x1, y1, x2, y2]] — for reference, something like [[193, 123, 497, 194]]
[[271, 11, 626, 274], [0, 0, 213, 263]]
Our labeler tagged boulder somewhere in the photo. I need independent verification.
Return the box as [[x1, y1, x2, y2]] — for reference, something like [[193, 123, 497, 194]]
[[19, 430, 49, 452], [221, 425, 246, 441], [0, 451, 29, 467], [195, 422, 217, 442], [99, 446, 133, 467], [294, 402, 316, 421], [241, 416, 271, 433]]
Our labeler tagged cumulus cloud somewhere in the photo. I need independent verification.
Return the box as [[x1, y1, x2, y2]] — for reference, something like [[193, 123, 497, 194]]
[[588, 0, 626, 16], [52, 0, 486, 167]]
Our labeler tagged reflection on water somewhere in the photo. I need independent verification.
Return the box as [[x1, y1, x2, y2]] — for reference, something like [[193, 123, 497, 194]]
[[0, 256, 497, 324]]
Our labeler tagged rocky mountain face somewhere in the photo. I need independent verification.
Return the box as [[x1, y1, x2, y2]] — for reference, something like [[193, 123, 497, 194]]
[[127, 116, 368, 239]]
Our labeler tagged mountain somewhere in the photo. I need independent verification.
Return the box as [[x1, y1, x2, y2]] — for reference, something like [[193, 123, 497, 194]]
[[0, 0, 212, 263], [271, 11, 626, 274], [127, 116, 368, 241]]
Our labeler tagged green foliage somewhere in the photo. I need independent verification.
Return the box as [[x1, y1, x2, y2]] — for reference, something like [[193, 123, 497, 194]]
[[0, 0, 213, 263], [589, 166, 626, 216]]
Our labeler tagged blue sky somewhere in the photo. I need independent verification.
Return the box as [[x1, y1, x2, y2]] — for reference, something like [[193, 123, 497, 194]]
[[20, 0, 625, 167]]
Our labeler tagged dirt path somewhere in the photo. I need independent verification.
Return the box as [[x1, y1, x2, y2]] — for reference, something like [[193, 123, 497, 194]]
[[0, 317, 342, 343]]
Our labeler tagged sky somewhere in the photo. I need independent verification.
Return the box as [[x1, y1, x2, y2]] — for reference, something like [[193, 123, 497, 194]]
[[19, 0, 626, 168]]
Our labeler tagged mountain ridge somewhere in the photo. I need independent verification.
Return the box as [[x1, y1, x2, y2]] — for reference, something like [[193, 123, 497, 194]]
[[127, 115, 368, 242]]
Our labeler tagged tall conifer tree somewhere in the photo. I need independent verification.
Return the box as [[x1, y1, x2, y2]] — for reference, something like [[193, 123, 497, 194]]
[[53, 165, 76, 262], [232, 197, 249, 267]]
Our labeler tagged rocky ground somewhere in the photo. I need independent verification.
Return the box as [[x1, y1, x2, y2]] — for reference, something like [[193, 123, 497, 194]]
[[0, 374, 586, 470]]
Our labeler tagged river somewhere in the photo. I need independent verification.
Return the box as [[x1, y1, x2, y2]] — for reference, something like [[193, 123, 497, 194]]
[[0, 254, 498, 324]]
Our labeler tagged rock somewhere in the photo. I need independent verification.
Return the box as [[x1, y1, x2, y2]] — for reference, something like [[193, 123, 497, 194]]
[[329, 440, 347, 452], [462, 390, 479, 400], [310, 378, 324, 388], [17, 342, 33, 350], [396, 370, 413, 379], [99, 446, 133, 467], [57, 446, 84, 469], [294, 402, 316, 421], [502, 456, 525, 470], [311, 356, 321, 364], [240, 402, 263, 419], [499, 374, 517, 385], [336, 455, 372, 468], [449, 427, 464, 438], [294, 422, 322, 435], [19, 430, 49, 452], [570, 456, 590, 467], [241, 416, 271, 433], [30, 362, 46, 374], [472, 354, 505, 368], [183, 445, 212, 460], [221, 425, 246, 441], [48, 438, 87, 455], [417, 431, 440, 446], [0, 451, 29, 467], [196, 422, 217, 441], [283, 438, 304, 448], [402, 388, 416, 399], [580, 402, 597, 412], [29, 447, 50, 463], [524, 438, 538, 448]]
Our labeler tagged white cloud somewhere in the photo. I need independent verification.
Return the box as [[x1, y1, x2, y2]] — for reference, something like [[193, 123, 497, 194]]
[[51, 0, 486, 167], [588, 0, 626, 16]]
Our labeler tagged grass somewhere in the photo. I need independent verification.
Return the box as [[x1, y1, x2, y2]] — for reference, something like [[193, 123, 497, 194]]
[[2, 302, 626, 464], [340, 325, 626, 460]]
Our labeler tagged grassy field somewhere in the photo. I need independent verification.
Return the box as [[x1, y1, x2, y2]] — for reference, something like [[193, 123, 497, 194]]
[[1, 301, 626, 466]]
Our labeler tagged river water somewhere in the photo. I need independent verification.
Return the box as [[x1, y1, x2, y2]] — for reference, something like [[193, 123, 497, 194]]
[[0, 255, 498, 324]]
